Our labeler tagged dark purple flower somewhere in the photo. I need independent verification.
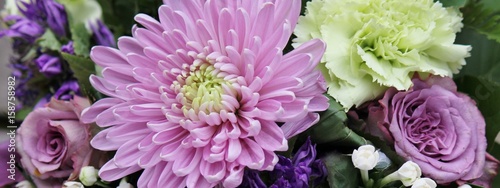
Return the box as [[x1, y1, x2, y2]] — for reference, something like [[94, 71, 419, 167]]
[[294, 138, 317, 167], [40, 0, 67, 36], [239, 170, 267, 188], [90, 20, 115, 47], [1, 15, 44, 43], [9, 61, 38, 108], [270, 177, 292, 188], [61, 41, 74, 54], [18, 0, 46, 23], [20, 0, 67, 36], [35, 54, 62, 77], [269, 137, 327, 188], [54, 80, 81, 100]]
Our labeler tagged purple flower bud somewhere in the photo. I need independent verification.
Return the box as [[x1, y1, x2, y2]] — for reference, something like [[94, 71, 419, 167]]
[[90, 20, 116, 47], [293, 137, 316, 167], [9, 62, 38, 108], [19, 0, 67, 36], [1, 16, 44, 43], [40, 0, 67, 36], [239, 170, 267, 188], [269, 137, 328, 188], [61, 41, 75, 54], [54, 80, 81, 100], [35, 54, 62, 77], [269, 177, 292, 188]]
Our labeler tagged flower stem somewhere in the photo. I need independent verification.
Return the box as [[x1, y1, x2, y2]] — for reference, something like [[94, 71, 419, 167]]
[[360, 169, 374, 188], [95, 181, 112, 188], [376, 172, 399, 188]]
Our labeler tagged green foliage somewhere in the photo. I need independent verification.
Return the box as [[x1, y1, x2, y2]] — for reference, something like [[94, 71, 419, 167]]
[[307, 96, 368, 147], [97, 0, 163, 37], [455, 76, 500, 161], [455, 25, 500, 186], [439, 0, 468, 7], [61, 53, 102, 102], [38, 30, 62, 51], [322, 152, 360, 188], [461, 0, 500, 43], [69, 23, 91, 57]]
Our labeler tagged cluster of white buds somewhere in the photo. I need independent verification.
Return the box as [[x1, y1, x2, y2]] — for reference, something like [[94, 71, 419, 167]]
[[351, 145, 438, 188]]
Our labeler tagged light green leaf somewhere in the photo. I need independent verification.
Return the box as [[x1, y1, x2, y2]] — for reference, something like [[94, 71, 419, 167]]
[[38, 30, 62, 51], [322, 152, 360, 188], [61, 53, 101, 102]]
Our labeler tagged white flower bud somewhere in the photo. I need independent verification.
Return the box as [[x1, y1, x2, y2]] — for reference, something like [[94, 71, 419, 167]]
[[458, 184, 472, 188], [411, 178, 437, 188], [63, 181, 85, 188], [15, 180, 34, 188], [352, 145, 380, 170], [397, 161, 422, 186], [3, 0, 29, 16], [79, 166, 99, 186], [117, 178, 134, 188]]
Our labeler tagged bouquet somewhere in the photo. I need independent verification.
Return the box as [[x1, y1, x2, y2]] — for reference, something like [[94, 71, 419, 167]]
[[1, 0, 499, 187]]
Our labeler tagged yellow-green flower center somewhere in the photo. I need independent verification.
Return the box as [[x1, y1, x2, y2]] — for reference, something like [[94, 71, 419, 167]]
[[172, 60, 229, 116]]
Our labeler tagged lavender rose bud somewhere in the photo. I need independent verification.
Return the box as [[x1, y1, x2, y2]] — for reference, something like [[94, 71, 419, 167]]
[[16, 96, 95, 186], [35, 54, 62, 77], [367, 75, 487, 184]]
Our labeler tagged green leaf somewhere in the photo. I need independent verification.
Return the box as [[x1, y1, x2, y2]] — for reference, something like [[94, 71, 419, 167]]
[[454, 76, 500, 160], [456, 28, 500, 83], [61, 53, 102, 102], [307, 95, 368, 147], [439, 0, 468, 8], [69, 23, 91, 57], [38, 30, 62, 51], [461, 0, 500, 43], [322, 152, 359, 188]]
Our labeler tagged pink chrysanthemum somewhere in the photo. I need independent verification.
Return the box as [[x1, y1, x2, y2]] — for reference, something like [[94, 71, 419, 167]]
[[81, 0, 328, 187]]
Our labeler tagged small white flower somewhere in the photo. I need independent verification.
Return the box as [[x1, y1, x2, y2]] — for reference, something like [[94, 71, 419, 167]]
[[3, 0, 30, 16], [15, 180, 34, 188], [397, 161, 422, 186], [63, 181, 85, 188], [352, 145, 380, 170], [117, 178, 135, 188], [79, 166, 99, 186], [458, 184, 473, 188], [411, 178, 437, 188]]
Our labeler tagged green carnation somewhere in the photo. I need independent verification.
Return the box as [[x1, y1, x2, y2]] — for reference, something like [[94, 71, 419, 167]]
[[293, 0, 471, 109]]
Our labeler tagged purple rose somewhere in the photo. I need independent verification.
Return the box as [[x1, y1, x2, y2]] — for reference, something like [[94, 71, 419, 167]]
[[35, 54, 62, 77], [459, 154, 500, 188], [367, 75, 488, 184], [16, 97, 95, 186]]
